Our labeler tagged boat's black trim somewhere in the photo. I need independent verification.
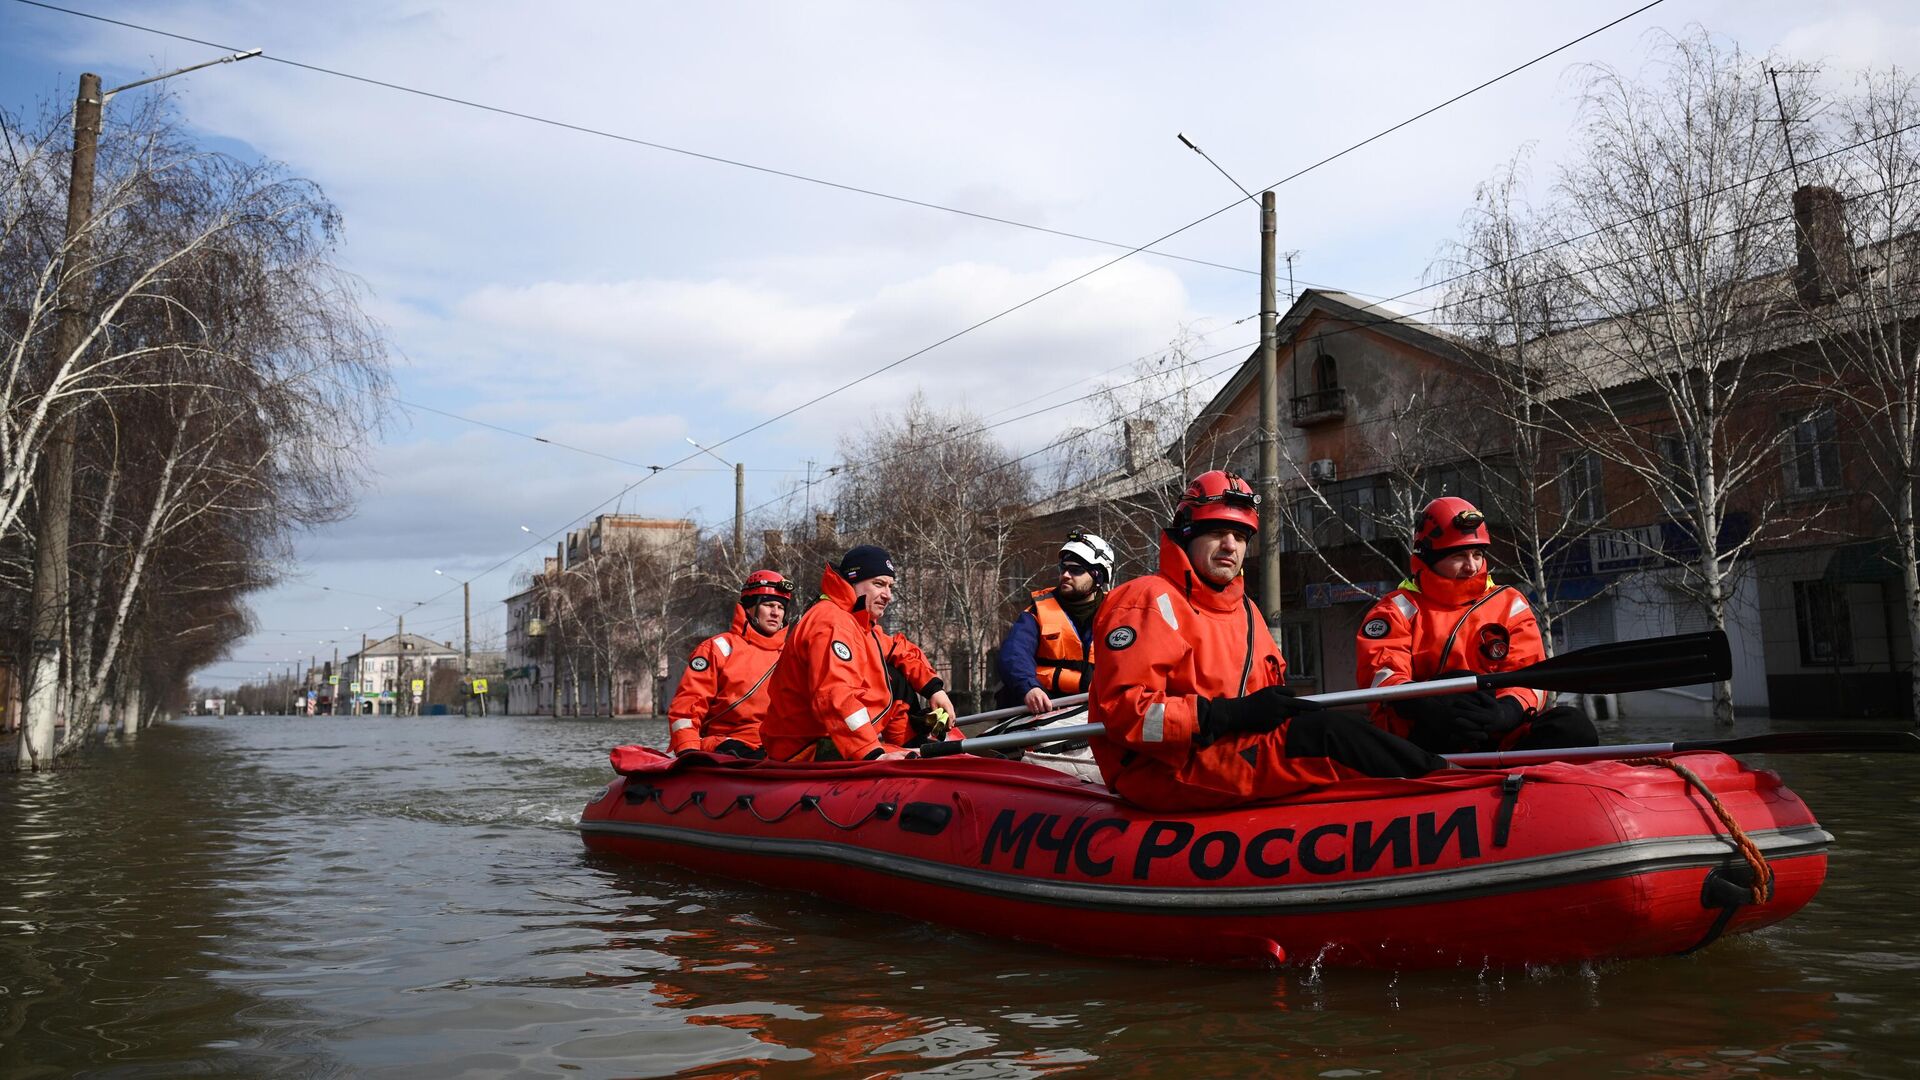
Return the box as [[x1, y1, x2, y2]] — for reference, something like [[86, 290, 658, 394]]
[[576, 818, 1832, 916]]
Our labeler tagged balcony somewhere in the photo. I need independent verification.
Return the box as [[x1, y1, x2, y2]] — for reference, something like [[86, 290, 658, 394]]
[[1291, 387, 1346, 427]]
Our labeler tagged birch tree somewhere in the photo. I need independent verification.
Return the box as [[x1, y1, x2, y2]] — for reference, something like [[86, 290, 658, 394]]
[[1432, 152, 1643, 654], [1549, 32, 1811, 726], [1792, 69, 1920, 727], [2, 93, 387, 763]]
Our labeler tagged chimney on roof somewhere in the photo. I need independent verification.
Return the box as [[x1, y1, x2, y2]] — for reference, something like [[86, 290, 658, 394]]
[[1792, 184, 1856, 307], [1124, 419, 1158, 476], [814, 512, 836, 542], [762, 528, 783, 552]]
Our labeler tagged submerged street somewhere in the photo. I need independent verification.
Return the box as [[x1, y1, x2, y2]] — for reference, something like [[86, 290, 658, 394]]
[[2, 714, 1916, 1078]]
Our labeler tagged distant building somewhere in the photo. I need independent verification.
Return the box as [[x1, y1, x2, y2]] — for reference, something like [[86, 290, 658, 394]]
[[344, 633, 462, 715], [502, 514, 698, 716]]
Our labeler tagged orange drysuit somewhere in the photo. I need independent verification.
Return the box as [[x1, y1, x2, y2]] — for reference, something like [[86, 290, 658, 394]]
[[1090, 534, 1396, 811], [1354, 565, 1547, 745], [666, 605, 788, 754], [761, 566, 899, 762], [872, 630, 946, 745]]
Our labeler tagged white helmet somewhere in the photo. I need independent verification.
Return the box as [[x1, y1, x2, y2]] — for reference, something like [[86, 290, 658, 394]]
[[1060, 529, 1116, 587]]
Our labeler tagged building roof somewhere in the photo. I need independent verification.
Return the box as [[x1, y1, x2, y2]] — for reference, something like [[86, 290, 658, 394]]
[[1182, 289, 1480, 452], [348, 632, 462, 662]]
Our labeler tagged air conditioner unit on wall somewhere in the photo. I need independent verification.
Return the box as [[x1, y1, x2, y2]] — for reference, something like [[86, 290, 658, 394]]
[[1308, 459, 1338, 482]]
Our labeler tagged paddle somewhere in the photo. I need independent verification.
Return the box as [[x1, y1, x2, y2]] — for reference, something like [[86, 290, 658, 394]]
[[1445, 729, 1920, 767], [953, 694, 1090, 732], [921, 630, 1732, 759]]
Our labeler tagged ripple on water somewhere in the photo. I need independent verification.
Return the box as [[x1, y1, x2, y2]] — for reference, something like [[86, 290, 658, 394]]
[[4, 714, 1919, 1078]]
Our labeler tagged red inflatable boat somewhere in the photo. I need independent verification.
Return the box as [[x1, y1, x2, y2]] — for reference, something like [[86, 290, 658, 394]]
[[577, 746, 1829, 968]]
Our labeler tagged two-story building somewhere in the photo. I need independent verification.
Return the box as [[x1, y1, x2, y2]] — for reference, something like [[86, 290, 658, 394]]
[[343, 633, 463, 715], [501, 514, 698, 716]]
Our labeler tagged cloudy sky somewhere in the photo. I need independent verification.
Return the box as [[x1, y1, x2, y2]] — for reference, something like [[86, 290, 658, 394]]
[[5, 0, 1918, 686]]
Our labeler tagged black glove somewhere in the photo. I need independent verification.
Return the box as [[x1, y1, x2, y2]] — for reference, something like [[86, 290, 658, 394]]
[[1396, 691, 1492, 751], [1452, 692, 1527, 736], [1197, 685, 1321, 745], [713, 739, 767, 760]]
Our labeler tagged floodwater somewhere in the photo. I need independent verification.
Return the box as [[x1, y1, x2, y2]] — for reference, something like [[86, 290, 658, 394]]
[[2, 712, 1916, 1079]]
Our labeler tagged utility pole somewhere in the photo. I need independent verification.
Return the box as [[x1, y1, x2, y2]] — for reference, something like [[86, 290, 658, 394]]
[[396, 614, 405, 716], [462, 581, 472, 718], [359, 632, 367, 717], [16, 49, 257, 767], [19, 73, 101, 769], [1258, 190, 1283, 624], [734, 461, 745, 564], [331, 646, 339, 715]]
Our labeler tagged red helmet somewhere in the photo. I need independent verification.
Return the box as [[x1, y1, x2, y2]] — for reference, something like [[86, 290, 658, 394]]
[[1413, 497, 1490, 554], [1171, 470, 1260, 540], [740, 569, 795, 604]]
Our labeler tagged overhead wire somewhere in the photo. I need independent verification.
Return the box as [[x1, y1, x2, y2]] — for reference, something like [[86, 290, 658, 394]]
[[24, 0, 1667, 648], [19, 0, 1273, 281]]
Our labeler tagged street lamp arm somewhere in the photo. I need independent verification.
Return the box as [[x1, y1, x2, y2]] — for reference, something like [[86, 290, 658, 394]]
[[103, 48, 262, 99], [684, 436, 734, 468]]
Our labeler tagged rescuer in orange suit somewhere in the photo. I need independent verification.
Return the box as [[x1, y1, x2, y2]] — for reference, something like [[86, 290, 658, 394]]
[[762, 544, 927, 762], [666, 570, 792, 758], [1087, 470, 1448, 811], [1355, 496, 1599, 754]]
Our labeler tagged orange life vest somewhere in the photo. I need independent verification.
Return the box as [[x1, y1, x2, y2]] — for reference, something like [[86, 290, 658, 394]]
[[1029, 588, 1094, 694]]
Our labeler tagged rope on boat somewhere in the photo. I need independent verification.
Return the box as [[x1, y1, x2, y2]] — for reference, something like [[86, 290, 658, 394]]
[[1622, 756, 1775, 904], [627, 782, 897, 831]]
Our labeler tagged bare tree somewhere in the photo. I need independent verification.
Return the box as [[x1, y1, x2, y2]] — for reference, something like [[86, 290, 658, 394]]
[[1547, 31, 1812, 726], [1791, 68, 1920, 726], [2, 93, 387, 764], [832, 394, 1032, 711], [1432, 152, 1643, 653]]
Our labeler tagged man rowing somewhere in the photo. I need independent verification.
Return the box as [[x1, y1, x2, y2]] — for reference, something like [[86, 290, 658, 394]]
[[1086, 470, 1447, 811], [1355, 497, 1599, 754], [666, 570, 791, 758]]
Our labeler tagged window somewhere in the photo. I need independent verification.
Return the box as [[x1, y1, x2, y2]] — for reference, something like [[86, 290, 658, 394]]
[[1792, 580, 1853, 665], [1281, 498, 1316, 553], [1338, 482, 1378, 543], [1316, 352, 1339, 393], [1279, 621, 1318, 682], [1783, 405, 1841, 494], [1559, 451, 1605, 523], [1655, 435, 1696, 509]]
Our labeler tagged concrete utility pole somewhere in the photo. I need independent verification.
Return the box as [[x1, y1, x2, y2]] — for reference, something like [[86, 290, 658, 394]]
[[1258, 190, 1283, 624], [462, 581, 471, 718], [19, 73, 101, 769], [686, 437, 744, 561], [359, 632, 367, 716], [331, 646, 339, 715], [16, 49, 257, 768], [396, 614, 405, 716]]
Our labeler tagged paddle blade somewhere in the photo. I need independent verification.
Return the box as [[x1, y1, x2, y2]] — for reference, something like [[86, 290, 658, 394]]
[[1483, 630, 1730, 695], [1675, 729, 1920, 756]]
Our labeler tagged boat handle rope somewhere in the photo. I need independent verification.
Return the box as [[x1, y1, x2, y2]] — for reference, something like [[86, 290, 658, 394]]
[[1623, 756, 1776, 904], [627, 783, 899, 831]]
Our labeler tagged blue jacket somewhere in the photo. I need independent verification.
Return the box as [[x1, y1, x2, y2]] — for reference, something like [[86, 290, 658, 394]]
[[996, 604, 1097, 700]]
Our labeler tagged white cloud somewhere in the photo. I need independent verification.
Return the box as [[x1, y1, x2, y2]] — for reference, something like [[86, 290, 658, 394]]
[[14, 0, 1920, 683]]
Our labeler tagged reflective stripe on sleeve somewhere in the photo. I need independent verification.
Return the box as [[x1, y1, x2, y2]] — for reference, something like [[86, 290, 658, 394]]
[[1371, 668, 1396, 687], [670, 718, 696, 732], [1390, 594, 1417, 621], [843, 708, 871, 731], [1142, 702, 1165, 742], [714, 637, 732, 657], [1155, 593, 1180, 632], [1508, 596, 1529, 618]]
